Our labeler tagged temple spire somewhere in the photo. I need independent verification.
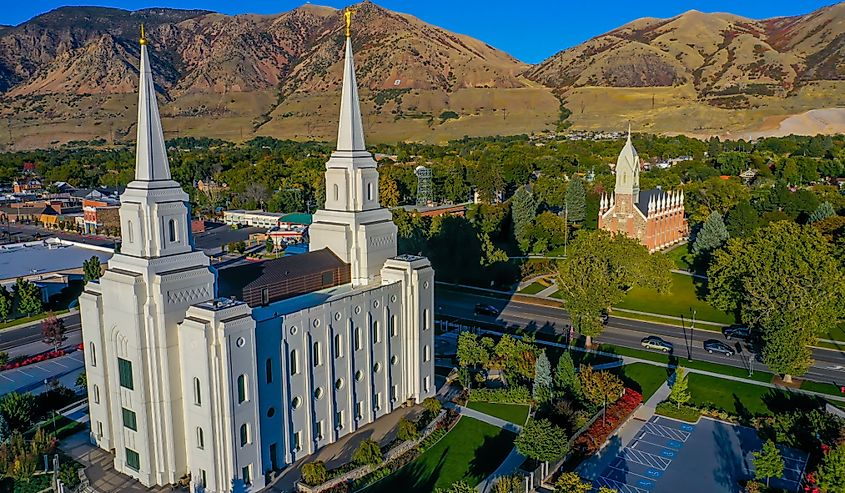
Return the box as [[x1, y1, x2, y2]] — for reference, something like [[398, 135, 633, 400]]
[[134, 26, 172, 183], [336, 9, 366, 152]]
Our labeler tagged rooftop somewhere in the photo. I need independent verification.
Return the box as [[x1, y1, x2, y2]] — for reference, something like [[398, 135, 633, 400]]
[[0, 238, 113, 281]]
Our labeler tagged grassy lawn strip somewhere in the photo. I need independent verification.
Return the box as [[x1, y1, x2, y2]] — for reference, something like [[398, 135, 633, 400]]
[[518, 282, 546, 295], [0, 310, 70, 331], [662, 244, 696, 273], [687, 373, 822, 417], [616, 273, 736, 325], [800, 379, 845, 398], [822, 322, 845, 343], [612, 363, 668, 400], [466, 402, 530, 425], [362, 417, 516, 493], [655, 402, 700, 423]]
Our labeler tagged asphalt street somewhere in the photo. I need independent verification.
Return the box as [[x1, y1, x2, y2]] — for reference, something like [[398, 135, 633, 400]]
[[0, 312, 82, 357], [435, 287, 845, 386]]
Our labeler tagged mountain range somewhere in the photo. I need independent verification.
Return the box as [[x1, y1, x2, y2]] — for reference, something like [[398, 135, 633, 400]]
[[1, 1, 844, 149]]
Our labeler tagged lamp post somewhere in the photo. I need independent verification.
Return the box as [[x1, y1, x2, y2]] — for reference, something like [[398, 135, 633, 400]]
[[688, 309, 696, 362]]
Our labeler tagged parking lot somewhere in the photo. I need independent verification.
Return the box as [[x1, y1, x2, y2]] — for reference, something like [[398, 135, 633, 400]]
[[593, 416, 807, 493]]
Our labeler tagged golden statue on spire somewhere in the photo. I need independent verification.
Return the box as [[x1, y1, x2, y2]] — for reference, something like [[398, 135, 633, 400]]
[[139, 24, 147, 45], [344, 8, 354, 37]]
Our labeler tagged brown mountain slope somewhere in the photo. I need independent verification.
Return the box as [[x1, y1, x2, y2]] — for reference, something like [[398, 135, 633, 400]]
[[526, 4, 845, 101]]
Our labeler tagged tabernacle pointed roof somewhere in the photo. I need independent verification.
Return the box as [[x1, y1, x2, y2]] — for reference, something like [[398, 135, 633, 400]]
[[336, 36, 367, 152], [134, 38, 172, 183]]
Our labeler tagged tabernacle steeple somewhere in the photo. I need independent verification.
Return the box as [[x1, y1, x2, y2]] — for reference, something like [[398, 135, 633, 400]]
[[337, 9, 366, 152], [134, 24, 172, 183]]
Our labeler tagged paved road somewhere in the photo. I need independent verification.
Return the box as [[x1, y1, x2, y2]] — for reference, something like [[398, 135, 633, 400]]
[[435, 288, 845, 386], [1, 223, 116, 248], [0, 312, 82, 357]]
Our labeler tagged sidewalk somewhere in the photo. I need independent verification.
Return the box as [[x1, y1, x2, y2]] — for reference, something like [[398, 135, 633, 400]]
[[576, 379, 672, 480], [443, 402, 523, 433]]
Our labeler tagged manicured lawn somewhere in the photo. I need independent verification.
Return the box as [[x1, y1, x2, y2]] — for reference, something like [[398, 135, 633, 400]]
[[800, 379, 845, 398], [662, 244, 696, 272], [363, 417, 516, 493], [466, 402, 530, 425], [518, 282, 546, 295], [612, 363, 668, 400], [823, 322, 845, 343], [687, 373, 822, 417], [616, 273, 737, 325]]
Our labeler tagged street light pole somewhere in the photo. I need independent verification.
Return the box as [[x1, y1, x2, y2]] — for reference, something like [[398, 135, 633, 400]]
[[689, 309, 696, 362]]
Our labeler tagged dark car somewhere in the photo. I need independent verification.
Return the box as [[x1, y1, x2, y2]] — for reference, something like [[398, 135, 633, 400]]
[[599, 312, 609, 325], [704, 339, 735, 356], [474, 303, 499, 317], [641, 336, 673, 353], [723, 326, 751, 341]]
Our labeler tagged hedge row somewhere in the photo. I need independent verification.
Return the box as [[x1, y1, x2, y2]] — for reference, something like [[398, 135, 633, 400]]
[[468, 386, 531, 404], [655, 402, 701, 423]]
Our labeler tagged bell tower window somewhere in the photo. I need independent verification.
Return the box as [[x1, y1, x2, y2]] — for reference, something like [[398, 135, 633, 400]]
[[367, 182, 373, 202], [333, 184, 339, 202], [168, 219, 177, 242]]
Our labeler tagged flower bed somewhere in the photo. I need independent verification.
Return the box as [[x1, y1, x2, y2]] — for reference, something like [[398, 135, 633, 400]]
[[573, 388, 642, 456], [1, 349, 67, 371]]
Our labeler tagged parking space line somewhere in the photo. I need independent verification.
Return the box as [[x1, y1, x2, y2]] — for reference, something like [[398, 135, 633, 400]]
[[620, 448, 670, 470], [642, 422, 691, 442], [608, 464, 663, 481], [634, 433, 684, 450], [595, 476, 649, 493]]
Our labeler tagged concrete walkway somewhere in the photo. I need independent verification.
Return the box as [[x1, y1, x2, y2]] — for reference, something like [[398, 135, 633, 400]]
[[576, 379, 672, 480], [477, 446, 525, 493], [613, 307, 726, 327], [443, 402, 523, 434], [535, 283, 558, 298]]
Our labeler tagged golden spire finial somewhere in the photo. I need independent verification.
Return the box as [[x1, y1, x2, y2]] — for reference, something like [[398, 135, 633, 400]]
[[139, 24, 147, 45], [344, 8, 354, 37]]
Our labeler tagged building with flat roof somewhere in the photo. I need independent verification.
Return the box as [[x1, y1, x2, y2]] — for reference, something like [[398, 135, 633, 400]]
[[79, 24, 433, 493]]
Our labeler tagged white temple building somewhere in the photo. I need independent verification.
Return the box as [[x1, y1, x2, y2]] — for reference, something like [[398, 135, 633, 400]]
[[79, 22, 435, 492]]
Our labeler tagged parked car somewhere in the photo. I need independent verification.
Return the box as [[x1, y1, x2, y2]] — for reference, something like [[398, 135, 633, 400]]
[[474, 303, 499, 317], [704, 339, 735, 356], [599, 312, 609, 325], [723, 325, 751, 341], [641, 336, 673, 353]]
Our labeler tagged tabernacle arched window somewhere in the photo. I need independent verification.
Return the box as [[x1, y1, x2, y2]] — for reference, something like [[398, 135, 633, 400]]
[[168, 219, 177, 242], [333, 184, 339, 202]]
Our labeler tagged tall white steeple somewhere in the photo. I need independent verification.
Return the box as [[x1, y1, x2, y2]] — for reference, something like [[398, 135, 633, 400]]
[[614, 125, 640, 202], [309, 9, 398, 285], [134, 27, 171, 183]]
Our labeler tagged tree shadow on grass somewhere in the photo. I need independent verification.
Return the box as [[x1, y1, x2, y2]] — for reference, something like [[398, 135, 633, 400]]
[[465, 429, 518, 484], [761, 388, 822, 415], [365, 447, 448, 493]]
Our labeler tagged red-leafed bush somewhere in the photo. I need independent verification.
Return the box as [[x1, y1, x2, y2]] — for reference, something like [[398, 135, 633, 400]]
[[0, 350, 66, 371], [574, 388, 642, 455]]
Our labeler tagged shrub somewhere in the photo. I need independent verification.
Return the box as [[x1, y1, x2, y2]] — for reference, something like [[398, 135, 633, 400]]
[[655, 402, 700, 423], [515, 418, 569, 462], [397, 417, 419, 442], [469, 386, 531, 404], [352, 439, 382, 466], [493, 475, 523, 493], [574, 388, 642, 455], [554, 472, 592, 493], [0, 393, 36, 432], [301, 461, 328, 486], [423, 396, 442, 415]]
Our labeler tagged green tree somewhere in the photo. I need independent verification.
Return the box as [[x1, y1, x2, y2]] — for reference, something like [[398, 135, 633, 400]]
[[668, 367, 690, 409], [556, 231, 671, 345], [532, 350, 553, 403], [816, 443, 845, 493], [82, 256, 103, 283], [396, 417, 419, 442], [75, 372, 87, 392], [554, 472, 592, 493], [809, 201, 836, 223], [493, 334, 538, 381], [693, 211, 729, 256], [708, 222, 845, 382], [352, 439, 382, 466], [0, 285, 11, 322], [725, 201, 759, 238], [14, 278, 42, 317], [514, 418, 569, 463], [435, 481, 476, 493], [0, 392, 36, 432], [380, 176, 401, 208], [565, 177, 586, 223], [422, 396, 442, 417], [301, 461, 328, 486], [456, 331, 491, 368], [511, 186, 537, 253], [579, 365, 624, 424], [753, 440, 784, 487], [554, 351, 579, 397]]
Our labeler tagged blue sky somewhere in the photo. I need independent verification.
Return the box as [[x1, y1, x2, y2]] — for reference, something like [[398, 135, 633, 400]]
[[2, 1, 838, 63]]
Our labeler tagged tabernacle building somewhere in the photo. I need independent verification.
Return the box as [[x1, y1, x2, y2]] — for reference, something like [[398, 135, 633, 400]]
[[79, 20, 435, 492], [598, 131, 689, 251]]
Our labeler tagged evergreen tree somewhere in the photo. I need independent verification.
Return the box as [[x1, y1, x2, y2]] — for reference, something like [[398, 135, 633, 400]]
[[514, 418, 569, 463], [565, 177, 586, 223], [809, 201, 836, 223], [668, 367, 691, 409], [725, 201, 760, 238], [511, 186, 537, 253], [14, 278, 41, 317], [753, 440, 784, 487], [0, 286, 11, 322], [82, 256, 103, 283], [693, 211, 729, 255], [816, 443, 845, 493], [532, 350, 553, 403], [554, 351, 579, 396]]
